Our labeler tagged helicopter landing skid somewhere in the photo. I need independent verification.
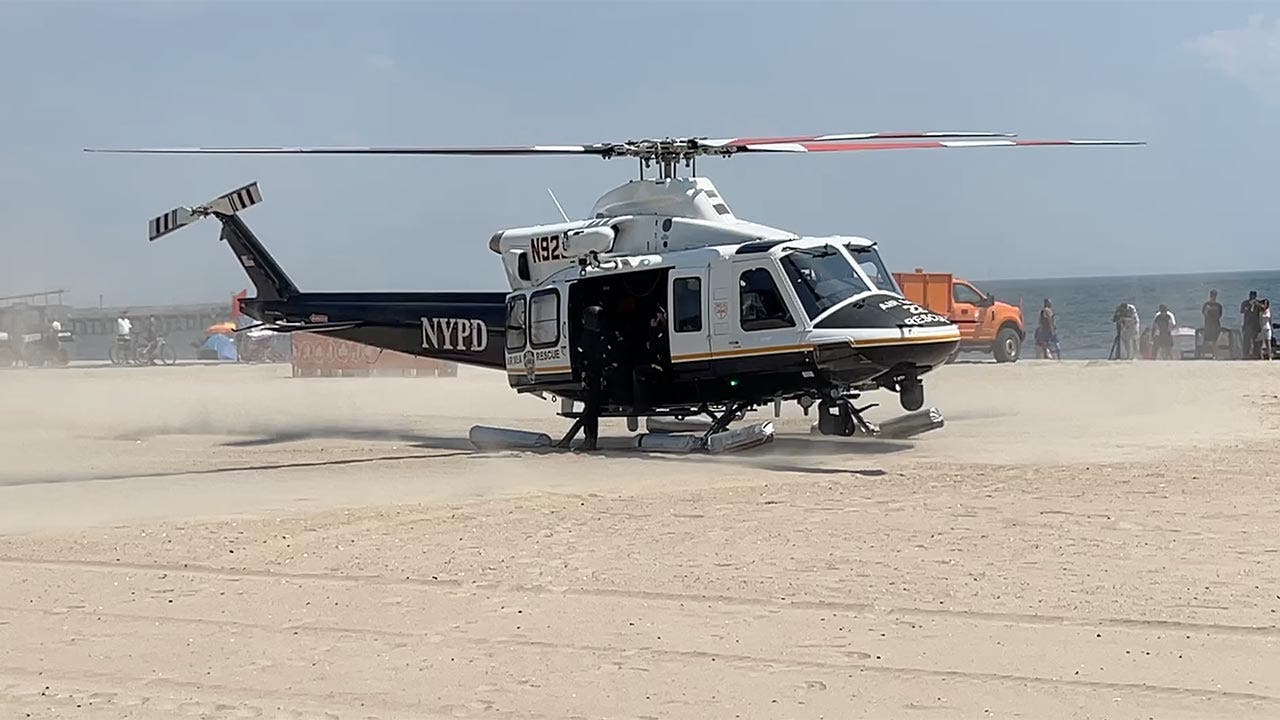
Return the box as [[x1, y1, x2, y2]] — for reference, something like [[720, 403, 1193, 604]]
[[811, 401, 945, 440], [479, 400, 772, 455], [815, 397, 880, 437]]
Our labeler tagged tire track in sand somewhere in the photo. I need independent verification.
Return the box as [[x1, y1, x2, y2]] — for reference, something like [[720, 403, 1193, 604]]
[[1, 556, 1275, 639], [2, 603, 1277, 707]]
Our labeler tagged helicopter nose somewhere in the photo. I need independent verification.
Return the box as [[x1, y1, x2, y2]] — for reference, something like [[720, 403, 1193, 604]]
[[810, 325, 960, 383], [807, 293, 959, 382]]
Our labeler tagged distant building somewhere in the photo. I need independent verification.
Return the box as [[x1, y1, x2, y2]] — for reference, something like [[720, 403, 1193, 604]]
[[66, 303, 230, 360]]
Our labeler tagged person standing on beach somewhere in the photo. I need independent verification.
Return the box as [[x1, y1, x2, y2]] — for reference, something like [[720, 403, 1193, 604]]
[[1152, 304, 1177, 360], [1119, 302, 1139, 359], [1241, 291, 1261, 359], [1259, 298, 1273, 360], [1201, 290, 1223, 354], [1035, 299, 1060, 359], [1110, 302, 1138, 359]]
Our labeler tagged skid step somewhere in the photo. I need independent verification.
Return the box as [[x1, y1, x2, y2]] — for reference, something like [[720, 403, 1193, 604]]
[[469, 422, 775, 454]]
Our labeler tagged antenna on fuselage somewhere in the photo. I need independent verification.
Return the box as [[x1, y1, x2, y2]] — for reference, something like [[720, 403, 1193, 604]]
[[547, 188, 570, 222]]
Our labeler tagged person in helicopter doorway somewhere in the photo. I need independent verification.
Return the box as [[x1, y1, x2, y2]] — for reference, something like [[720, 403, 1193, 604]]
[[575, 305, 615, 451], [630, 303, 668, 413]]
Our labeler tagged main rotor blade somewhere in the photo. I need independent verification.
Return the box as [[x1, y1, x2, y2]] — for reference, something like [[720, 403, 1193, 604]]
[[700, 131, 1016, 148], [736, 138, 1146, 153], [83, 144, 606, 156]]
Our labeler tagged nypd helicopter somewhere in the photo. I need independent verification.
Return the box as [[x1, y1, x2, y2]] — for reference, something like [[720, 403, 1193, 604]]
[[87, 130, 1141, 452]]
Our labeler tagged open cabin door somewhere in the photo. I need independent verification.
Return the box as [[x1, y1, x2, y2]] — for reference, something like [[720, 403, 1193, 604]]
[[668, 266, 712, 369], [503, 286, 571, 388]]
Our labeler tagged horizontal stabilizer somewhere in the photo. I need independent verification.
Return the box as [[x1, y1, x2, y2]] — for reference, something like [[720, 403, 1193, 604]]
[[148, 181, 262, 242], [238, 320, 363, 334]]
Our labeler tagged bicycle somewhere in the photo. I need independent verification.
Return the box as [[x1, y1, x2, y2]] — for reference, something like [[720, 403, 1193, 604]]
[[135, 336, 177, 365], [109, 335, 136, 365]]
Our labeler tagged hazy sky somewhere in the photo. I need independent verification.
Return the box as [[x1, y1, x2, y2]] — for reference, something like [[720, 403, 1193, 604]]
[[1, 1, 1277, 308]]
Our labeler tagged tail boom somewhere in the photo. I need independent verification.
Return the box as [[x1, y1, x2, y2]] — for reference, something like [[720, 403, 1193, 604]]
[[148, 180, 509, 370], [242, 292, 510, 370]]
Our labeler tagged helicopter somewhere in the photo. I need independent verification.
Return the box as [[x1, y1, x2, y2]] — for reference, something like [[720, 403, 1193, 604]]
[[87, 130, 1142, 451]]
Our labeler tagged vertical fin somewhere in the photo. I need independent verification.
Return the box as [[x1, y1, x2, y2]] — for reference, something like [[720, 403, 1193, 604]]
[[145, 181, 297, 300]]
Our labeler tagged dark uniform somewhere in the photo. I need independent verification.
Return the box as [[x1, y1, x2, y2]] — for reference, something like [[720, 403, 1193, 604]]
[[576, 305, 609, 450], [1242, 292, 1261, 359], [631, 305, 668, 412], [1202, 293, 1223, 346]]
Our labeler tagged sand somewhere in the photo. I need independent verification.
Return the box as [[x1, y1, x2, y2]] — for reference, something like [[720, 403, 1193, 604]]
[[0, 359, 1277, 718]]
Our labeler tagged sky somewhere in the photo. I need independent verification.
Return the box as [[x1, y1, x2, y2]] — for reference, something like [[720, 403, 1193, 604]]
[[1, 0, 1278, 308]]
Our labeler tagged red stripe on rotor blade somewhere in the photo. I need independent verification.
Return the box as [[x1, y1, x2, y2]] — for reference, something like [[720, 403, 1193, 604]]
[[724, 132, 938, 145], [783, 139, 1138, 153], [794, 140, 982, 152]]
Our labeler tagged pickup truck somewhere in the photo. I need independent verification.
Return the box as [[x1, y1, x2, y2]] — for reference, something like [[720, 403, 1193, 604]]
[[892, 269, 1025, 363]]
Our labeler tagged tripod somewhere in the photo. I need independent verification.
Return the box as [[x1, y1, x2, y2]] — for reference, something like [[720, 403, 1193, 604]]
[[1108, 329, 1122, 360]]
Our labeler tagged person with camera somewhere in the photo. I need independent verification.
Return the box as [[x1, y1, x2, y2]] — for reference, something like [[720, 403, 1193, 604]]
[[1110, 302, 1139, 359]]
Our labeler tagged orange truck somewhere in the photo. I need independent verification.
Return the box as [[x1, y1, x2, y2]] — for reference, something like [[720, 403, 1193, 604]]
[[892, 269, 1025, 363]]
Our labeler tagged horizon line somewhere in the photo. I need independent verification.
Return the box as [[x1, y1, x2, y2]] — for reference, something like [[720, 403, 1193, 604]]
[[973, 267, 1280, 284]]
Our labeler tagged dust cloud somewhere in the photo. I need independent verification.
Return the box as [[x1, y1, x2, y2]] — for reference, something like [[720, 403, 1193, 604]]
[[0, 360, 1278, 718]]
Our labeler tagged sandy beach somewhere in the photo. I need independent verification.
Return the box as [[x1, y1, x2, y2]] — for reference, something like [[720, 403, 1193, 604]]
[[1, 359, 1277, 718]]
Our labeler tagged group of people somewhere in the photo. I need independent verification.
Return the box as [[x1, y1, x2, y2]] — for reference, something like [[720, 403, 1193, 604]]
[[1109, 301, 1180, 359], [115, 310, 168, 361], [1108, 289, 1274, 360], [0, 315, 69, 366], [573, 294, 669, 451], [1239, 291, 1274, 360]]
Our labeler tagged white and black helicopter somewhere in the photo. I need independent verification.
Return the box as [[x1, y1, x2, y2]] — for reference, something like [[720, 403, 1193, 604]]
[[88, 131, 1141, 452]]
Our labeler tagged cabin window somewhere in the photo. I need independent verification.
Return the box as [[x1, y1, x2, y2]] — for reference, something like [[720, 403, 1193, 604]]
[[739, 268, 794, 331], [529, 289, 560, 348], [516, 252, 531, 282], [673, 277, 703, 333], [505, 295, 527, 351]]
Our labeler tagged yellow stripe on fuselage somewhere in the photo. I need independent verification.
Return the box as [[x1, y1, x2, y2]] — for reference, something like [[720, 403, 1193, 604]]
[[668, 332, 959, 363], [506, 332, 961, 371]]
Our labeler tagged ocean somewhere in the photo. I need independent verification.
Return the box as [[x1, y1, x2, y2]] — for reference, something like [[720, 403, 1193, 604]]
[[976, 270, 1280, 360]]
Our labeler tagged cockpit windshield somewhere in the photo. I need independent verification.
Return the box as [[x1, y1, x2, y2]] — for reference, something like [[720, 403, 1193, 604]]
[[845, 244, 901, 295], [779, 245, 872, 319]]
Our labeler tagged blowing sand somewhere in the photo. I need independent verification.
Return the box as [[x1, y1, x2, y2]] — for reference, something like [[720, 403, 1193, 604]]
[[0, 359, 1277, 718]]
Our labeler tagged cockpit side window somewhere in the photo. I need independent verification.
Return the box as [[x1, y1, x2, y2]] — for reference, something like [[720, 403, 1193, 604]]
[[739, 268, 795, 331], [845, 244, 900, 295], [781, 245, 871, 320]]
